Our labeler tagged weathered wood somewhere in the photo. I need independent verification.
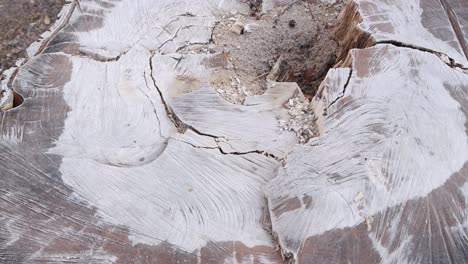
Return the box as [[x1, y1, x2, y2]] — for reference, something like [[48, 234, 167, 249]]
[[268, 44, 468, 263], [1, 0, 467, 263], [336, 0, 468, 65]]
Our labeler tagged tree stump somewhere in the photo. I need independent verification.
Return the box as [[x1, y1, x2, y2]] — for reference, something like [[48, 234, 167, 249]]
[[0, 0, 467, 263]]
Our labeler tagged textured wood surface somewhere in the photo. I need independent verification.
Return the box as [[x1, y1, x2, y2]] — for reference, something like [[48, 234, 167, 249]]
[[1, 0, 468, 263]]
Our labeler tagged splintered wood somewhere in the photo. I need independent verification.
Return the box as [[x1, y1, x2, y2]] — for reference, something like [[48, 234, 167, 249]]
[[0, 0, 467, 263]]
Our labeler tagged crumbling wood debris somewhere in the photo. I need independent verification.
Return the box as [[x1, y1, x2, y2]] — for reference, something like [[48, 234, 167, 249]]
[[0, 0, 467, 263]]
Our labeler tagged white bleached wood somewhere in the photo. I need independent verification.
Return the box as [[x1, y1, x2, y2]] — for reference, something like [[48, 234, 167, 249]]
[[341, 0, 468, 65], [266, 45, 468, 262], [1, 0, 468, 263]]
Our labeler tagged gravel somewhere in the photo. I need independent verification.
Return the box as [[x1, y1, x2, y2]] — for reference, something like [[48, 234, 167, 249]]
[[0, 0, 65, 72]]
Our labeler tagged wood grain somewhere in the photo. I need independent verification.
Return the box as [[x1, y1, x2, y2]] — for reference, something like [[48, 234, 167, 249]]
[[1, 0, 467, 263]]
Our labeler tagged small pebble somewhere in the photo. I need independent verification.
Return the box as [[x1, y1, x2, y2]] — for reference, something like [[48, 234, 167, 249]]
[[44, 15, 51, 25], [231, 21, 245, 35], [288, 20, 296, 28]]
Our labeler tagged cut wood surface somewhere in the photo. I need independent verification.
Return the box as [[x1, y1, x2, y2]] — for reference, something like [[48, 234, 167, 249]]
[[0, 0, 467, 263]]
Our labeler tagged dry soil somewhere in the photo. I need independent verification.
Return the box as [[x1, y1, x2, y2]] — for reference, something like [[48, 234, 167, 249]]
[[0, 0, 65, 72]]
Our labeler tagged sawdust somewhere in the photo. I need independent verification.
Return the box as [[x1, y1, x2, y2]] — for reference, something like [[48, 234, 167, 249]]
[[204, 0, 345, 143], [210, 0, 345, 104]]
